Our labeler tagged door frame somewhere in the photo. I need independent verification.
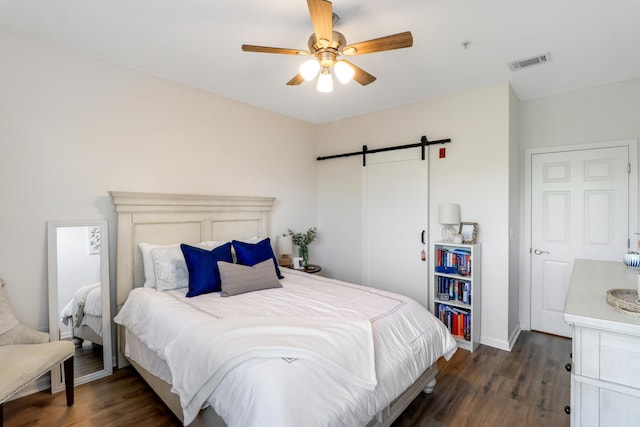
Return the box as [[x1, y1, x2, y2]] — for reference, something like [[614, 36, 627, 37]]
[[521, 139, 639, 331]]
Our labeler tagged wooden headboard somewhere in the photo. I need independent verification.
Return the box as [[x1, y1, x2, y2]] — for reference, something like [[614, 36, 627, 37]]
[[109, 192, 275, 307]]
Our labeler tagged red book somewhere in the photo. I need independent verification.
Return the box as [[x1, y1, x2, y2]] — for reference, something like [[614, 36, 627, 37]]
[[452, 313, 458, 336]]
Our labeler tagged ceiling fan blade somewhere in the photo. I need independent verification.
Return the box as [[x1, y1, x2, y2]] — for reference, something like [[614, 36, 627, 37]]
[[342, 60, 376, 86], [242, 45, 309, 56], [287, 74, 305, 85], [307, 0, 333, 46], [343, 31, 413, 55]]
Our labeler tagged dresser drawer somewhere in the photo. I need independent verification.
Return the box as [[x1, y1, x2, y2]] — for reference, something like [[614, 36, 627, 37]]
[[575, 326, 640, 389], [573, 378, 640, 427]]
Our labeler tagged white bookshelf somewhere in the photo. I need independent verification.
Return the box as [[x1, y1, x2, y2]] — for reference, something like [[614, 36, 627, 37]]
[[433, 241, 481, 352]]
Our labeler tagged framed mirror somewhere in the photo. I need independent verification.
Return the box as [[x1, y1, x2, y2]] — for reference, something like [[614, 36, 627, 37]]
[[47, 220, 112, 392]]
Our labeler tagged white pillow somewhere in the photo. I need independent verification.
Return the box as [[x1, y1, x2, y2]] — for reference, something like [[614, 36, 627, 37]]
[[243, 236, 262, 243], [207, 237, 262, 263], [205, 241, 230, 249], [139, 242, 207, 289], [139, 243, 171, 288]]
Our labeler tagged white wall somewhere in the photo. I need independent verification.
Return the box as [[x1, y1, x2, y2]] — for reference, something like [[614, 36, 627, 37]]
[[0, 32, 317, 331], [519, 78, 640, 330], [508, 86, 521, 346], [521, 78, 640, 149], [316, 84, 515, 349]]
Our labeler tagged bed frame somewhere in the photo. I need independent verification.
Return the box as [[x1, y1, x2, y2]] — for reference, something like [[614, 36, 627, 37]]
[[110, 191, 438, 427], [73, 323, 103, 347]]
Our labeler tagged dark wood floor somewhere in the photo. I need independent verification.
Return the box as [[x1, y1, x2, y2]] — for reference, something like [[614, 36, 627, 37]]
[[392, 331, 571, 426], [72, 341, 105, 378], [3, 331, 571, 427]]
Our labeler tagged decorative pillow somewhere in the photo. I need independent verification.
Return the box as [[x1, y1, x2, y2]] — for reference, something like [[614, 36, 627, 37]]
[[218, 260, 282, 297], [139, 242, 208, 288], [232, 238, 283, 279], [181, 243, 233, 297], [151, 246, 191, 291], [0, 279, 19, 336]]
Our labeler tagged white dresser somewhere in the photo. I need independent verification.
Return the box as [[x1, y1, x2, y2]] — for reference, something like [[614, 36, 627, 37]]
[[564, 259, 640, 426]]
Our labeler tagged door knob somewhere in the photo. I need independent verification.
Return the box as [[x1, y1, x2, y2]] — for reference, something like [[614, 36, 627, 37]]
[[534, 249, 550, 255]]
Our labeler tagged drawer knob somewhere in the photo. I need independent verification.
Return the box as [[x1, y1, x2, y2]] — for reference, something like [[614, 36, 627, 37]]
[[564, 405, 571, 415], [565, 363, 572, 372]]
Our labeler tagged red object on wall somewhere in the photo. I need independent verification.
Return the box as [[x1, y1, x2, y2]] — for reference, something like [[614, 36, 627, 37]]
[[439, 147, 446, 158]]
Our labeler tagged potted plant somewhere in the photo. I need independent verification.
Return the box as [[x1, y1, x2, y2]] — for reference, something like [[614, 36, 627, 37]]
[[288, 227, 317, 268]]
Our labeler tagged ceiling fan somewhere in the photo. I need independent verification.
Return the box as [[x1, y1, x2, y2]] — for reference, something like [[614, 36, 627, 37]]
[[241, 0, 413, 92]]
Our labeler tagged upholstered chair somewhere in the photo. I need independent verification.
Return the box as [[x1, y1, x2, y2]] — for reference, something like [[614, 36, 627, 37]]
[[0, 278, 75, 427]]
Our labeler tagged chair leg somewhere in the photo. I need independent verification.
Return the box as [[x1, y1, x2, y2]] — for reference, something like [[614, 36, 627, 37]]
[[63, 356, 74, 406]]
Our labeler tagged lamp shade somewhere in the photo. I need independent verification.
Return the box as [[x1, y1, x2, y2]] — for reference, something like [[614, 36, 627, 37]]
[[317, 68, 333, 92], [277, 234, 293, 255], [300, 59, 321, 81], [438, 203, 460, 225], [334, 60, 354, 84]]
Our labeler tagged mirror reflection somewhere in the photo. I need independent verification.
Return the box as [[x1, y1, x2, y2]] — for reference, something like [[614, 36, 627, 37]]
[[48, 220, 112, 391]]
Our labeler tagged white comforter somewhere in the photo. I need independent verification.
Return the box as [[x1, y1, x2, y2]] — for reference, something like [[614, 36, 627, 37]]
[[115, 269, 456, 426], [60, 282, 101, 327]]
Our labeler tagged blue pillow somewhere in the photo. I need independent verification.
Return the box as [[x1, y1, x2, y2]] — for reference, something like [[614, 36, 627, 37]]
[[232, 238, 283, 279], [181, 243, 233, 297]]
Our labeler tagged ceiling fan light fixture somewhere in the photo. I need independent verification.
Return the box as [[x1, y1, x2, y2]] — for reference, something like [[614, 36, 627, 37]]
[[334, 60, 354, 84], [300, 59, 321, 81], [317, 68, 333, 92]]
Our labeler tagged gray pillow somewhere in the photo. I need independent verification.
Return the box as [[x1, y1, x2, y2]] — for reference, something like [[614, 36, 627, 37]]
[[0, 279, 19, 336], [218, 260, 282, 297]]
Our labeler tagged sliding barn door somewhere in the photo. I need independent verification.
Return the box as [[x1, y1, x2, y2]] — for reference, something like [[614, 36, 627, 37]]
[[362, 149, 428, 307]]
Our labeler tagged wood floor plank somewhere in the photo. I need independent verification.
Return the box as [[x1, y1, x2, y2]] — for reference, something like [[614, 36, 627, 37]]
[[3, 331, 570, 427]]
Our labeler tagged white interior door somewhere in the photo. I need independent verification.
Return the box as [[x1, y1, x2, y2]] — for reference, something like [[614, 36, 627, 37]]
[[362, 150, 428, 307], [531, 146, 630, 336]]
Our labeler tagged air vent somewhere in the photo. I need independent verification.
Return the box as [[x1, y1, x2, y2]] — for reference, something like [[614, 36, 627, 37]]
[[508, 53, 551, 71]]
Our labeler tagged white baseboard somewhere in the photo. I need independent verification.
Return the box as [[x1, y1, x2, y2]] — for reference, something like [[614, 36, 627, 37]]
[[479, 336, 511, 351], [479, 325, 523, 352], [507, 325, 522, 351]]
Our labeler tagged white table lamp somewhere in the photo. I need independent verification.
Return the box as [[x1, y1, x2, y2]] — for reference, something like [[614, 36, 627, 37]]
[[439, 203, 460, 242], [277, 234, 293, 267]]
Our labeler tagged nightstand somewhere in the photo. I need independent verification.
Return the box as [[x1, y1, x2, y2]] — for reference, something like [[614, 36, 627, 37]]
[[302, 264, 322, 274]]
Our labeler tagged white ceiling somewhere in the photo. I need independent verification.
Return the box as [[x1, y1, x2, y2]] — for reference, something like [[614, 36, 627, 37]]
[[1, 0, 639, 124]]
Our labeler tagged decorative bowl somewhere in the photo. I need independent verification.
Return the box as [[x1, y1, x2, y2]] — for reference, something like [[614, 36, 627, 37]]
[[623, 251, 640, 268]]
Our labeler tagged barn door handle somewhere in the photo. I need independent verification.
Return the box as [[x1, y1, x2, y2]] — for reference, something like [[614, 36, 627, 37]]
[[534, 249, 550, 255]]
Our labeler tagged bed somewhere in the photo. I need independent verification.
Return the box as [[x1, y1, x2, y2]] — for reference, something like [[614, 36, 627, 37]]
[[110, 191, 457, 427], [60, 282, 103, 346]]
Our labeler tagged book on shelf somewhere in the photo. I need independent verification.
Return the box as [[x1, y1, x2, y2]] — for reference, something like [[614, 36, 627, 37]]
[[436, 276, 471, 304], [435, 247, 472, 276], [435, 303, 471, 341]]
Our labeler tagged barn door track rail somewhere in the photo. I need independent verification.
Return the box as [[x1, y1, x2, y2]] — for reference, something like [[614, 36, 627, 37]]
[[316, 135, 451, 166]]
